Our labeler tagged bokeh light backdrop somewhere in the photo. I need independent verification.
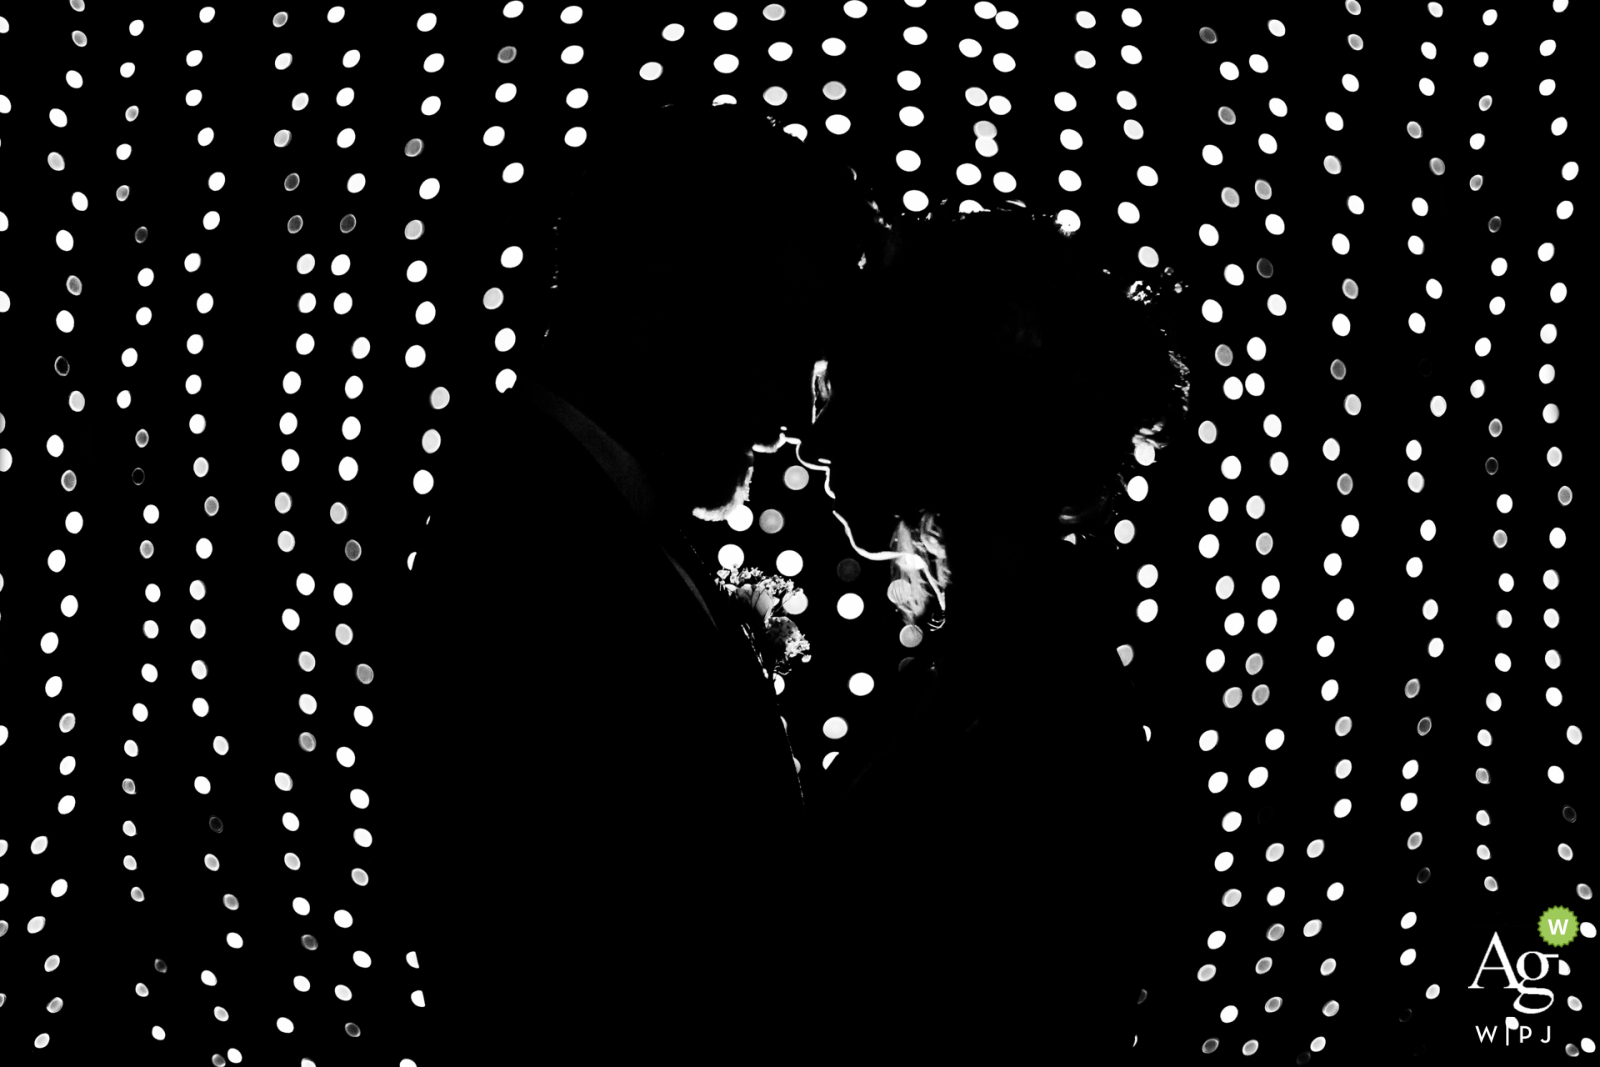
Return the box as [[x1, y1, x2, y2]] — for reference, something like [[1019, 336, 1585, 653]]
[[0, 1, 1585, 1062]]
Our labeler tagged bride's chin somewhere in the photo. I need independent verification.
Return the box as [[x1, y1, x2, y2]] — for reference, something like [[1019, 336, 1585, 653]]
[[690, 463, 754, 523]]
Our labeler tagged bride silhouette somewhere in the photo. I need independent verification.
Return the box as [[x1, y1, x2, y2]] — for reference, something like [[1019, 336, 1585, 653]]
[[800, 202, 1191, 1050]]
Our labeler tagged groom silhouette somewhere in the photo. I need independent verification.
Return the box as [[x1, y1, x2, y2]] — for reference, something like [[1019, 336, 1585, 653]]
[[390, 103, 883, 1046]]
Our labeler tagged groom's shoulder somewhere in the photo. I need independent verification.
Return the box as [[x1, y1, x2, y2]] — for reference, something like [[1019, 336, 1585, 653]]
[[434, 382, 630, 551], [412, 391, 712, 689]]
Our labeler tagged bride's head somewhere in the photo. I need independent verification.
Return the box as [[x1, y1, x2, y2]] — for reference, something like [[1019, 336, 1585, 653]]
[[804, 203, 1192, 624]]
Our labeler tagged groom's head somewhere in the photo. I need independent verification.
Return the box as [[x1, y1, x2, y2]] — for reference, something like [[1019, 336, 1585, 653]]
[[540, 103, 884, 521]]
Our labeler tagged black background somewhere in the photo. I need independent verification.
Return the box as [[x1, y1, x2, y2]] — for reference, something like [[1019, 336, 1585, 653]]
[[0, 1, 1588, 1063]]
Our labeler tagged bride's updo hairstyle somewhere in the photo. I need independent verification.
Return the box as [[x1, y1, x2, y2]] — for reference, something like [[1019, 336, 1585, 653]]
[[854, 202, 1193, 625]]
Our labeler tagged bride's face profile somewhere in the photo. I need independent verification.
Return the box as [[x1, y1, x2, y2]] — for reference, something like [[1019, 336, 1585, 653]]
[[798, 353, 941, 554], [797, 210, 1188, 589]]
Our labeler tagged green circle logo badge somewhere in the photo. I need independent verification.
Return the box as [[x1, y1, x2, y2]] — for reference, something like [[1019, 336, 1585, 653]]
[[1538, 905, 1579, 948]]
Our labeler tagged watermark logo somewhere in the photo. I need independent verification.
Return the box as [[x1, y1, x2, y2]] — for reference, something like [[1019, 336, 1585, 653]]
[[1469, 906, 1579, 1047], [1538, 905, 1578, 949]]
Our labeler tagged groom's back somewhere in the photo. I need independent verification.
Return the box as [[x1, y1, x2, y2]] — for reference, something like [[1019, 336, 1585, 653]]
[[384, 379, 812, 1050]]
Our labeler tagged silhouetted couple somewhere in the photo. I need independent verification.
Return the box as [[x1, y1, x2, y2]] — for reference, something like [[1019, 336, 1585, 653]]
[[401, 103, 1188, 1055]]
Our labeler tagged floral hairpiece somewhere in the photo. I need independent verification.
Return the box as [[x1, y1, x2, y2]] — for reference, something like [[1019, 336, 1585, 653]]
[[713, 566, 813, 678]]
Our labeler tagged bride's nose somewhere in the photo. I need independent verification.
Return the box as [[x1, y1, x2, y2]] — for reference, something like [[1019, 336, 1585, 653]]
[[794, 410, 836, 469], [809, 359, 834, 425]]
